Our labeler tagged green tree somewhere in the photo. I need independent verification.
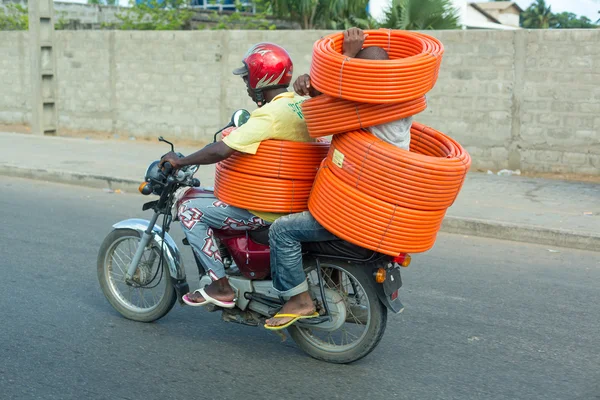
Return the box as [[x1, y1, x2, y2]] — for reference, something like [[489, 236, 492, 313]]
[[114, 0, 194, 30], [268, 0, 319, 29], [0, 3, 28, 30], [210, 7, 276, 30], [521, 0, 555, 29], [267, 0, 374, 29], [318, 0, 378, 29], [551, 12, 597, 28], [381, 0, 460, 30]]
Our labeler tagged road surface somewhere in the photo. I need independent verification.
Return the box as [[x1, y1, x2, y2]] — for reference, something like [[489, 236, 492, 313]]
[[1, 176, 598, 400]]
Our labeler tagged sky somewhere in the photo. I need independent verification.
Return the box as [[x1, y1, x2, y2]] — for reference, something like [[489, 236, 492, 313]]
[[58, 0, 600, 22]]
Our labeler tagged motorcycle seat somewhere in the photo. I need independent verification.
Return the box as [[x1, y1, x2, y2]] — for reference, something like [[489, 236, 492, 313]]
[[248, 226, 386, 262], [248, 226, 270, 245]]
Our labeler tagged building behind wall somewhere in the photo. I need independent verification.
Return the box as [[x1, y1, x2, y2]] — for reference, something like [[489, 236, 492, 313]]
[[367, 0, 522, 30]]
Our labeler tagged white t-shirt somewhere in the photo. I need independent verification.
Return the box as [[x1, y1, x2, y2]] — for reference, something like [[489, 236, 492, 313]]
[[368, 116, 412, 151]]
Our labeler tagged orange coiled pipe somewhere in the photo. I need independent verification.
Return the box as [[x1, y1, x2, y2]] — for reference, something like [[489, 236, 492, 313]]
[[219, 139, 330, 180], [215, 139, 330, 213], [325, 124, 471, 211], [302, 95, 427, 137], [310, 29, 443, 104], [215, 164, 315, 213], [308, 163, 446, 255], [308, 123, 471, 255]]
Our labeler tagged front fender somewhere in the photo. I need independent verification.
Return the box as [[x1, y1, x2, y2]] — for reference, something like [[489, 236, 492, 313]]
[[112, 218, 186, 281]]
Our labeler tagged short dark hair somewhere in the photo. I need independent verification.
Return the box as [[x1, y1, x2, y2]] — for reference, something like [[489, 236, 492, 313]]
[[355, 46, 390, 61]]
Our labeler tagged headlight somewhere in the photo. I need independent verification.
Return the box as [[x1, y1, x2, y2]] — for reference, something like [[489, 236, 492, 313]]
[[144, 160, 168, 195]]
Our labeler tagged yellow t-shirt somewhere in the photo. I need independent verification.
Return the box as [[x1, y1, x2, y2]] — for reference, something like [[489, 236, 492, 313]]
[[222, 92, 313, 223]]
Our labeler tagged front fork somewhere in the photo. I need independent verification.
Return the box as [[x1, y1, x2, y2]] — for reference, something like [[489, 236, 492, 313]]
[[125, 212, 161, 281]]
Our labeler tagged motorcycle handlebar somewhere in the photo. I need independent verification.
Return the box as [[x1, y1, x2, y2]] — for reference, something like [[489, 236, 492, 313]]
[[162, 162, 173, 175]]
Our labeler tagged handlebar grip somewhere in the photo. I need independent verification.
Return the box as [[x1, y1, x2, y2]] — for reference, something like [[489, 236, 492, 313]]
[[163, 162, 173, 175]]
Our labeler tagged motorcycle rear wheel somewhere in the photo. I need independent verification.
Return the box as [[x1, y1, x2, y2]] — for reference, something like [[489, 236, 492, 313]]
[[288, 261, 387, 364], [97, 229, 177, 322]]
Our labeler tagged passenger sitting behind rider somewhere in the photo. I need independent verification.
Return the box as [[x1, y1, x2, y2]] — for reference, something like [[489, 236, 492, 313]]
[[160, 43, 313, 309], [265, 28, 414, 330]]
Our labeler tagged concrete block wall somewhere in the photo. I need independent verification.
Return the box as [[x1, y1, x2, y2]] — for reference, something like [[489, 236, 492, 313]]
[[1, 29, 599, 174], [56, 31, 113, 133], [53, 2, 122, 25], [0, 32, 30, 126], [420, 30, 517, 172], [55, 30, 326, 141], [518, 30, 600, 175]]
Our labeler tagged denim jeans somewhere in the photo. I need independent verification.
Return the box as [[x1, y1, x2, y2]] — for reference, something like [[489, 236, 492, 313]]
[[177, 196, 268, 281], [269, 211, 337, 298]]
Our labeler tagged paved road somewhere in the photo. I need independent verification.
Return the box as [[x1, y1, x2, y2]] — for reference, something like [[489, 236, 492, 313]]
[[1, 176, 598, 400]]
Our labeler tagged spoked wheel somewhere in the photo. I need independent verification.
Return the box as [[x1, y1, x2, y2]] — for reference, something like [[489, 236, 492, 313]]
[[288, 261, 387, 364], [97, 229, 176, 322]]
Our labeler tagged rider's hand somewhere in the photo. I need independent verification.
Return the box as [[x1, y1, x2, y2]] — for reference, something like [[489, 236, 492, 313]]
[[293, 74, 321, 97], [159, 151, 181, 171], [342, 28, 368, 58]]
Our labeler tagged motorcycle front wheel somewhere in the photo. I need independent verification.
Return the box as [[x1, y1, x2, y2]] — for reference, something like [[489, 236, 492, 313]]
[[97, 228, 177, 322], [288, 261, 388, 364]]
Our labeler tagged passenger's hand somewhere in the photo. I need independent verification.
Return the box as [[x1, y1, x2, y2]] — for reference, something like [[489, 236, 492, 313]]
[[342, 27, 368, 58], [293, 74, 321, 97], [159, 151, 181, 172]]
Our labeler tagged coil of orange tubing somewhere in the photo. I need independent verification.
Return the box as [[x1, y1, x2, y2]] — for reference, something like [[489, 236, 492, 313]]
[[215, 164, 316, 213], [219, 139, 330, 180], [302, 95, 427, 137], [325, 124, 471, 211], [309, 163, 445, 255], [310, 29, 443, 104]]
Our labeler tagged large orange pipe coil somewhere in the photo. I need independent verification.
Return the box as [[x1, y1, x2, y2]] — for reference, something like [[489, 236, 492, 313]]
[[215, 164, 315, 213], [308, 163, 445, 255], [215, 139, 330, 213], [219, 139, 330, 180], [308, 122, 471, 255], [325, 124, 471, 210], [310, 29, 444, 104], [301, 95, 427, 138]]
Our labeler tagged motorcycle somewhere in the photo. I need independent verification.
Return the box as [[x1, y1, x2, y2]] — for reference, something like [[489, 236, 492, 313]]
[[97, 110, 411, 364]]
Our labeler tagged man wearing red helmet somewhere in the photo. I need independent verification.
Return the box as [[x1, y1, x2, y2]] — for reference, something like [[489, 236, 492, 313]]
[[160, 43, 313, 308]]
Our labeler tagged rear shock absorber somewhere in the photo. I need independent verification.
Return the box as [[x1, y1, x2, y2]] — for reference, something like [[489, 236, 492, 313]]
[[218, 240, 233, 269]]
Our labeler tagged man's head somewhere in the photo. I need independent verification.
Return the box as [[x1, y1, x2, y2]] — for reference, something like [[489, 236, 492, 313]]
[[233, 43, 293, 107], [355, 46, 390, 61]]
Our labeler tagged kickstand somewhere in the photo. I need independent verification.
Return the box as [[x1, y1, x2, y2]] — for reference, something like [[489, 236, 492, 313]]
[[315, 258, 332, 322]]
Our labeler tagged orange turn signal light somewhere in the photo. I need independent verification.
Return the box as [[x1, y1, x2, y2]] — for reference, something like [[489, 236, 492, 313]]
[[401, 255, 411, 267], [393, 253, 412, 268], [374, 268, 386, 283], [138, 182, 148, 194]]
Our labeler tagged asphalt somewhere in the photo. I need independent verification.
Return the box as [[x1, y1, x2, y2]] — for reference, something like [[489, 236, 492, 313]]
[[1, 131, 599, 251], [0, 176, 599, 400]]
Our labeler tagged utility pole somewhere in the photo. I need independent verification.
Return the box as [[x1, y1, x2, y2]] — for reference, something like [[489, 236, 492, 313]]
[[29, 0, 58, 135]]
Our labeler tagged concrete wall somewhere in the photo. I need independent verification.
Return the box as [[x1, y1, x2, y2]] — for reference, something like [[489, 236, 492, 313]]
[[0, 29, 599, 174], [0, 32, 30, 126], [54, 2, 121, 25]]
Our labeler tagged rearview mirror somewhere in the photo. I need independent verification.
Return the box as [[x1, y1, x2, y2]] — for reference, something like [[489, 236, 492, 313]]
[[232, 109, 250, 128]]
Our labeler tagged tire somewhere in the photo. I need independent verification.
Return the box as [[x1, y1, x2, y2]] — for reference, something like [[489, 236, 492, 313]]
[[97, 228, 177, 323], [288, 261, 388, 364]]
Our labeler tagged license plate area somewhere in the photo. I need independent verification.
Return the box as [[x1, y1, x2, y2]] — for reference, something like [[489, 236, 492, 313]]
[[383, 267, 402, 296]]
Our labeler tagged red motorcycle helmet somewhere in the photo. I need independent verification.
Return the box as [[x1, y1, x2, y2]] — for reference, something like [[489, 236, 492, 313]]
[[233, 43, 293, 106]]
